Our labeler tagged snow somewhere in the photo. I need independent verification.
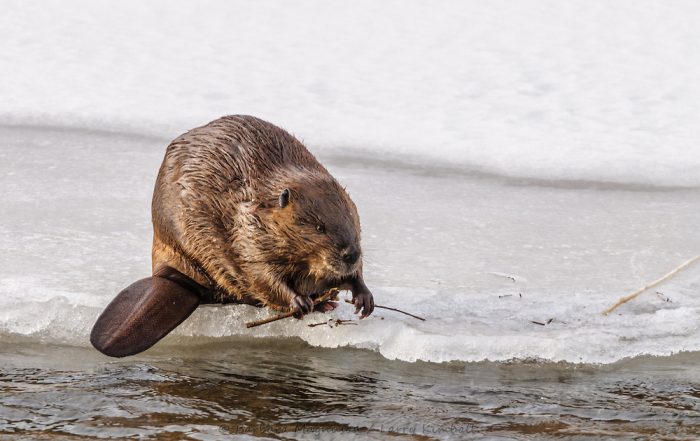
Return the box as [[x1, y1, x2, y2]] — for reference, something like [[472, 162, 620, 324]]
[[1, 1, 700, 363], [1, 0, 700, 186]]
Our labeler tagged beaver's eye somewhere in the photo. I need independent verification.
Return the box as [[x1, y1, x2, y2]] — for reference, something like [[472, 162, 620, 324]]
[[316, 224, 326, 233]]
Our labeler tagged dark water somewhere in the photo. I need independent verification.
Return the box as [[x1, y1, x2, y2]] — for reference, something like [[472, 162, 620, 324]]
[[1, 339, 699, 440]]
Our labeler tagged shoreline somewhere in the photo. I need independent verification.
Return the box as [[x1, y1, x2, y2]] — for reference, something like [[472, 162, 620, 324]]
[[3, 121, 699, 192]]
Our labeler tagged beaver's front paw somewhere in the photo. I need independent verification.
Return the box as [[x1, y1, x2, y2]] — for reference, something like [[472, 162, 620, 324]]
[[291, 294, 313, 319], [353, 290, 374, 319]]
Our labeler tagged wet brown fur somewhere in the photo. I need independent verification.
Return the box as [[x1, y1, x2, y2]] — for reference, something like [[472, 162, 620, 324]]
[[151, 115, 368, 312]]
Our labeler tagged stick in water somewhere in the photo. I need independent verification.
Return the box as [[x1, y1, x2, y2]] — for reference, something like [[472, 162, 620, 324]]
[[245, 288, 339, 328], [602, 255, 700, 316]]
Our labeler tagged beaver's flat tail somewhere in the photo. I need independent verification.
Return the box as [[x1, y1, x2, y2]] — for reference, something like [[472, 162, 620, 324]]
[[90, 275, 200, 357]]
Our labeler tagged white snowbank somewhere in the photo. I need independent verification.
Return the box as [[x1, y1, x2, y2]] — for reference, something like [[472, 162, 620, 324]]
[[1, 0, 700, 186]]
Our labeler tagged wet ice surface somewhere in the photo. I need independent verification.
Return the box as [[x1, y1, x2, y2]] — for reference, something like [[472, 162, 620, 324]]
[[1, 125, 700, 365], [1, 127, 699, 439]]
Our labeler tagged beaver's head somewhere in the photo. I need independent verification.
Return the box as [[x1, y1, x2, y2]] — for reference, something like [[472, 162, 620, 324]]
[[253, 170, 362, 291]]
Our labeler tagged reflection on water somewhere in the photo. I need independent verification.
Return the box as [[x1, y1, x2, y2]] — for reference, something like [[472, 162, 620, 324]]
[[1, 339, 699, 440]]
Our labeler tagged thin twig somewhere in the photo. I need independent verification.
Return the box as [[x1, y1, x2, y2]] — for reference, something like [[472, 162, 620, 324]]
[[602, 255, 700, 316], [344, 299, 426, 321], [245, 288, 339, 328], [308, 318, 358, 328]]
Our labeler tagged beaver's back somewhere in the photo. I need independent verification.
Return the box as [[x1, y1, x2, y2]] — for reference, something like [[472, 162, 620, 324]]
[[160, 115, 322, 189], [150, 115, 333, 293]]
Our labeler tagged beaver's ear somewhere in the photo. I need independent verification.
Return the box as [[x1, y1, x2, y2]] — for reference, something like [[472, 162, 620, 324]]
[[279, 188, 290, 208]]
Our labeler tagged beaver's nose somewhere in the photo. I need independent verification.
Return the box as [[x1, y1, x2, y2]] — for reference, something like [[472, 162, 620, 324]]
[[341, 246, 360, 264]]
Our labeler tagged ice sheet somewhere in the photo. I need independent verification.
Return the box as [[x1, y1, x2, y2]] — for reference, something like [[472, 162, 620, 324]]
[[1, 126, 698, 363], [2, 1, 699, 363]]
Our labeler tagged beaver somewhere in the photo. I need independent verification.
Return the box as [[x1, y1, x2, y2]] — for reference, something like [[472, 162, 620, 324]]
[[91, 115, 374, 357]]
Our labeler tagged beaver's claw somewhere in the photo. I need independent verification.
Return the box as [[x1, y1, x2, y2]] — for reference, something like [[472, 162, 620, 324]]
[[291, 294, 313, 319], [353, 290, 374, 319]]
